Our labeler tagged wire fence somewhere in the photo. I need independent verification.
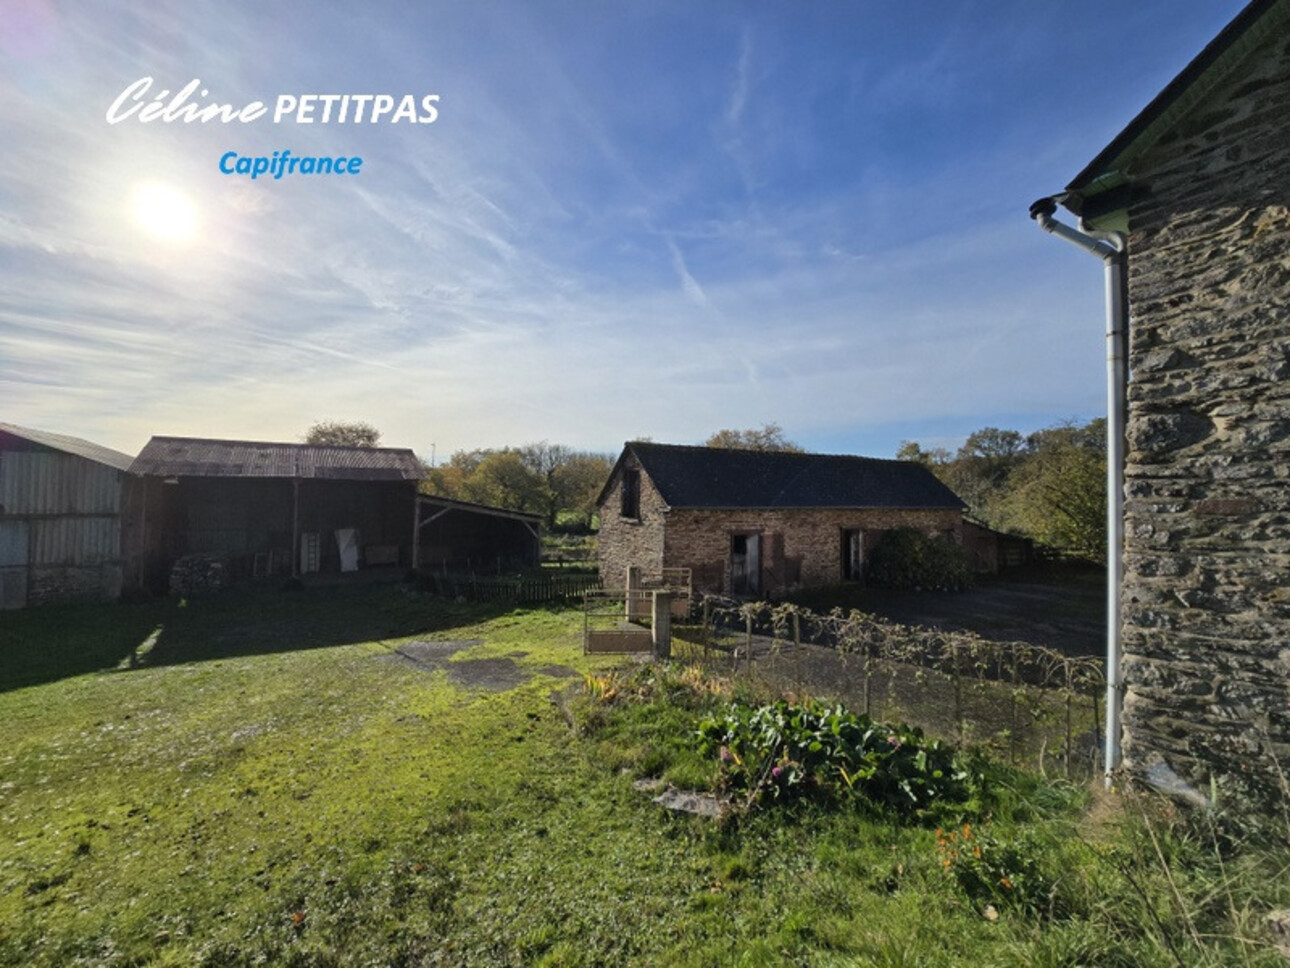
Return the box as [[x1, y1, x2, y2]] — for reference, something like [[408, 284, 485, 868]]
[[423, 571, 602, 605], [677, 597, 1105, 779]]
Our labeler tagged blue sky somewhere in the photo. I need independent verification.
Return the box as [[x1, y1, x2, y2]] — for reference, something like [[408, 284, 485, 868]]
[[1, 0, 1251, 462]]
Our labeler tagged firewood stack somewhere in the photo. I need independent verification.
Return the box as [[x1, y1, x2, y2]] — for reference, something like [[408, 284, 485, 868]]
[[169, 554, 227, 596]]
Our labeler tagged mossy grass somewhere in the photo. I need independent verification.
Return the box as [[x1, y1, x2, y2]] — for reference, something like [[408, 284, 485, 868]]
[[1, 586, 1286, 965]]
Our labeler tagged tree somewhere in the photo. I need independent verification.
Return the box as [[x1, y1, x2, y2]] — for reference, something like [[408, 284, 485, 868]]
[[956, 427, 1024, 485], [549, 452, 614, 528], [898, 418, 1106, 562], [514, 443, 614, 527], [705, 423, 804, 452], [897, 440, 952, 466], [304, 420, 381, 448], [463, 450, 549, 514], [999, 420, 1107, 561]]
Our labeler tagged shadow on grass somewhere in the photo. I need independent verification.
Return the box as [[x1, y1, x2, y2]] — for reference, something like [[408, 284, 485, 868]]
[[0, 581, 519, 693]]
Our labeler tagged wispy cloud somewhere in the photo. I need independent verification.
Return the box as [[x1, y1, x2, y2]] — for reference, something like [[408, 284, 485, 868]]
[[0, 0, 1251, 457], [667, 238, 709, 307]]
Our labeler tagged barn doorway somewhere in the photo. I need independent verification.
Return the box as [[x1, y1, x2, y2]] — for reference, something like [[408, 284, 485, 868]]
[[842, 529, 863, 581], [730, 533, 761, 595]]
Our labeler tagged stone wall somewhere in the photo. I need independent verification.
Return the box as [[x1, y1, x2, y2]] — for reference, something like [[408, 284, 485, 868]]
[[597, 452, 668, 592], [664, 507, 961, 594], [597, 454, 961, 595], [28, 564, 124, 606], [1118, 25, 1290, 802]]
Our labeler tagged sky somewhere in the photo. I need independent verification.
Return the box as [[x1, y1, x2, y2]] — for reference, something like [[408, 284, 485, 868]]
[[0, 0, 1253, 464]]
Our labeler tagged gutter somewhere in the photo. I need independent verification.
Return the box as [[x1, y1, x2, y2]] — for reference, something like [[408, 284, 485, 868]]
[[1030, 196, 1128, 790]]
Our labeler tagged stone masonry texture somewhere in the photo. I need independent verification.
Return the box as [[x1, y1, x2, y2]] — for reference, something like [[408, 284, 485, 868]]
[[1117, 27, 1290, 803], [597, 452, 960, 596]]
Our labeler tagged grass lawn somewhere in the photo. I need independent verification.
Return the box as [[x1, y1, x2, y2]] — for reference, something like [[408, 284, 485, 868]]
[[1, 582, 1287, 966]]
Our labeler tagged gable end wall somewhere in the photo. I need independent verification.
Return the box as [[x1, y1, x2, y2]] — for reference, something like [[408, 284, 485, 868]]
[[596, 453, 667, 592], [1118, 27, 1290, 801]]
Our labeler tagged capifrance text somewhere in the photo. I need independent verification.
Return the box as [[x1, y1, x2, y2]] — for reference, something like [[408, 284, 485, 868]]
[[219, 150, 363, 180]]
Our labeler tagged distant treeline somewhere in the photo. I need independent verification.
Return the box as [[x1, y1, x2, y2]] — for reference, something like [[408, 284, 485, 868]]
[[899, 419, 1106, 562], [422, 442, 614, 530]]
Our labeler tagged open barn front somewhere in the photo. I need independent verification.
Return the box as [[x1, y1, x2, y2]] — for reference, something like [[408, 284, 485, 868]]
[[416, 495, 541, 574], [131, 436, 425, 594], [139, 476, 418, 590]]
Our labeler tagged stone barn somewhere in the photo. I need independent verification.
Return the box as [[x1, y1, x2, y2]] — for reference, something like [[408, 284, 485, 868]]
[[1040, 0, 1290, 801], [131, 436, 425, 590], [0, 423, 139, 609], [597, 442, 964, 597]]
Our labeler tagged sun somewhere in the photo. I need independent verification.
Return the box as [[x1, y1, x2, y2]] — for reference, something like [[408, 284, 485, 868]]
[[130, 181, 202, 243]]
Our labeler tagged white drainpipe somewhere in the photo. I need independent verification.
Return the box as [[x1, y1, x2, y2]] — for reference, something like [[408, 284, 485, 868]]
[[1030, 197, 1128, 788]]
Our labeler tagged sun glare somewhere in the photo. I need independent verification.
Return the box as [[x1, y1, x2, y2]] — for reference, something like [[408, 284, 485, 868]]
[[130, 182, 201, 243]]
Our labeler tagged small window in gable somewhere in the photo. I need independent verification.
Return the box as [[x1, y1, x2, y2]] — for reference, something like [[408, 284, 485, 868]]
[[621, 468, 640, 519]]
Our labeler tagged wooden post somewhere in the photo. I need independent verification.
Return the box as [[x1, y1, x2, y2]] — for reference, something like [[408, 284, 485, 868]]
[[291, 479, 301, 578], [625, 566, 641, 621], [702, 597, 712, 657], [652, 592, 672, 660], [411, 488, 421, 571]]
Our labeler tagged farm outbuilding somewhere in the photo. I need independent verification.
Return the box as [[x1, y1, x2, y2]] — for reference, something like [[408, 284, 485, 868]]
[[0, 423, 139, 609], [597, 442, 965, 597], [1035, 0, 1290, 800], [130, 436, 425, 591], [417, 495, 542, 573]]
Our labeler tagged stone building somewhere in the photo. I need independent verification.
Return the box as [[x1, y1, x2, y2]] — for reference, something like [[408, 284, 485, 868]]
[[596, 442, 964, 596], [1051, 0, 1290, 801]]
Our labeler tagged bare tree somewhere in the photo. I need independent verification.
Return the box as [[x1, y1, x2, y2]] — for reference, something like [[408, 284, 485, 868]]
[[705, 422, 804, 452]]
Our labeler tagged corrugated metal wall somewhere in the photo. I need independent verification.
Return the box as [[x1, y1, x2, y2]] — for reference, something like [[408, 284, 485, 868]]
[[30, 517, 120, 565], [0, 452, 122, 515], [0, 451, 126, 608]]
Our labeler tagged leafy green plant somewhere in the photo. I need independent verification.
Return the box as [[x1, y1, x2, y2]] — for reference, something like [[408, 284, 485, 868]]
[[697, 699, 968, 815], [866, 528, 973, 591]]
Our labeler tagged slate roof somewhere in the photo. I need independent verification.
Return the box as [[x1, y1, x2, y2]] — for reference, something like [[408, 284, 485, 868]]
[[1065, 0, 1288, 210], [605, 442, 964, 511], [0, 422, 135, 472], [131, 436, 425, 481]]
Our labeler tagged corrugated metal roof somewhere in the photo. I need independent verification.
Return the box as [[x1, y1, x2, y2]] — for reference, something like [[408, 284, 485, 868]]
[[0, 451, 123, 515], [605, 442, 965, 511], [0, 423, 135, 472], [419, 494, 544, 524], [130, 436, 425, 481]]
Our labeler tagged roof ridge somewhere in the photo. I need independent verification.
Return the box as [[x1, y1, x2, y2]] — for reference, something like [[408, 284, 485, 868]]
[[628, 440, 908, 464], [0, 422, 136, 471], [145, 434, 416, 454]]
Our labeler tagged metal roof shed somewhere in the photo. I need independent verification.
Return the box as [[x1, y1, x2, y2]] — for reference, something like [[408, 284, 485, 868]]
[[0, 423, 139, 609], [130, 436, 425, 589]]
